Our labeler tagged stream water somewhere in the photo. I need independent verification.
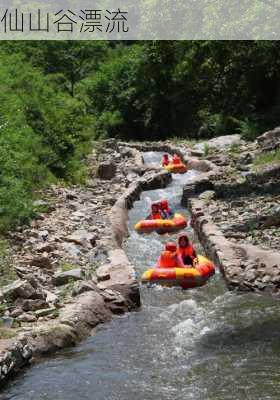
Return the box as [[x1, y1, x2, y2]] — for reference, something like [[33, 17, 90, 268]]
[[2, 152, 280, 400]]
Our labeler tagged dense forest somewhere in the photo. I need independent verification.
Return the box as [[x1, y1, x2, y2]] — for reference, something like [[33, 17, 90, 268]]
[[1, 40, 280, 230]]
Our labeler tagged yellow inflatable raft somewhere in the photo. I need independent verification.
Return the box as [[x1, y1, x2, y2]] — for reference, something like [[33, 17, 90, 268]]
[[135, 213, 187, 234], [141, 255, 215, 289], [164, 163, 188, 174]]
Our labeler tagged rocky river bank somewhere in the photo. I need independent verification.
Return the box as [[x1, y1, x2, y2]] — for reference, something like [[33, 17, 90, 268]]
[[0, 140, 171, 384], [182, 129, 280, 295]]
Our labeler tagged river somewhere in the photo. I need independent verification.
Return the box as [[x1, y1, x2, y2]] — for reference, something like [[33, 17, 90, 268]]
[[2, 152, 280, 400]]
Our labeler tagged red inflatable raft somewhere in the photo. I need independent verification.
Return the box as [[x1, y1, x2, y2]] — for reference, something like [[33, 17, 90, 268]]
[[135, 213, 187, 234], [141, 255, 215, 289]]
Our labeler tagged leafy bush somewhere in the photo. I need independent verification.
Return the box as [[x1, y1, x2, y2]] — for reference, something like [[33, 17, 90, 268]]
[[0, 52, 93, 230], [235, 117, 259, 141]]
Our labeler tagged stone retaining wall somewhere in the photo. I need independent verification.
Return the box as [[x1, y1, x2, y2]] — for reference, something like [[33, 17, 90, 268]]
[[110, 169, 172, 247], [182, 163, 280, 202], [189, 198, 280, 295]]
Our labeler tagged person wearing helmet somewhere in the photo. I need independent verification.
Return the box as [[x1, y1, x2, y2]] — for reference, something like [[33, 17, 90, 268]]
[[156, 242, 185, 268], [177, 233, 197, 266], [160, 199, 174, 219], [162, 153, 170, 167], [172, 153, 182, 165], [146, 202, 163, 220]]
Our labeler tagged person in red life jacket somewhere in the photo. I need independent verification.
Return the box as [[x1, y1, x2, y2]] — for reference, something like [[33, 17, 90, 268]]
[[172, 153, 182, 165], [177, 233, 197, 266], [162, 153, 170, 167], [156, 242, 185, 269], [160, 199, 174, 219], [146, 202, 163, 220]]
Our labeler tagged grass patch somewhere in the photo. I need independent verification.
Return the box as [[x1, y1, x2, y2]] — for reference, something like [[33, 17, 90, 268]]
[[228, 143, 240, 154], [253, 149, 280, 169], [60, 262, 76, 272], [203, 143, 209, 156], [0, 327, 17, 340], [0, 240, 16, 287]]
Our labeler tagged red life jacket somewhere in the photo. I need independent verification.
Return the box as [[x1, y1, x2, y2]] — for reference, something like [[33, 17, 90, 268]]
[[150, 212, 162, 220], [158, 251, 178, 268], [177, 245, 195, 259], [173, 157, 182, 165], [162, 158, 169, 166]]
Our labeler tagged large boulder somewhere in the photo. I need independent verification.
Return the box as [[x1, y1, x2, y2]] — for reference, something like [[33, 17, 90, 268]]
[[59, 291, 111, 339], [257, 127, 280, 151], [66, 229, 96, 247], [182, 175, 215, 204], [2, 280, 36, 301], [187, 158, 214, 172], [22, 299, 49, 312], [71, 281, 98, 297], [30, 256, 52, 269], [194, 134, 242, 152], [52, 269, 84, 286], [97, 161, 117, 180]]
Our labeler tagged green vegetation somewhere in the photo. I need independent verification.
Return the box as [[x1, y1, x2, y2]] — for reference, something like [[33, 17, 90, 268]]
[[253, 149, 280, 169], [0, 304, 6, 317], [0, 40, 280, 231], [228, 143, 240, 154], [203, 143, 210, 157], [0, 241, 15, 286], [0, 327, 17, 340], [60, 262, 77, 272]]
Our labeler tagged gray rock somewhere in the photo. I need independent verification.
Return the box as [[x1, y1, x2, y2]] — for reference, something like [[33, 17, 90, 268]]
[[33, 200, 49, 207], [96, 264, 111, 282], [62, 242, 81, 257], [2, 280, 36, 301], [231, 200, 245, 208], [194, 134, 242, 152], [257, 127, 280, 151], [199, 190, 216, 201], [10, 308, 23, 318], [34, 307, 57, 318], [71, 211, 86, 219], [97, 161, 117, 180], [30, 256, 52, 269], [35, 243, 55, 253], [44, 290, 59, 305], [17, 312, 37, 323], [22, 299, 49, 312], [38, 230, 49, 240], [66, 229, 97, 247], [71, 281, 98, 297], [238, 152, 254, 165], [53, 269, 84, 286], [237, 164, 250, 172], [1, 316, 14, 329]]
